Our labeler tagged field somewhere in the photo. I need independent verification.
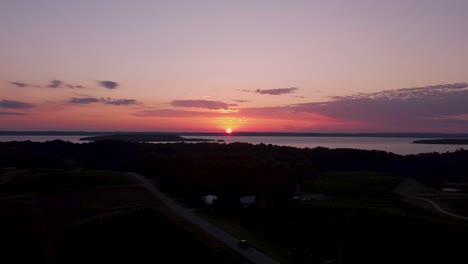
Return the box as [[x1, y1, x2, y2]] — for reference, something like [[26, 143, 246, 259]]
[[301, 171, 402, 196], [435, 197, 468, 216], [59, 208, 241, 264], [199, 171, 468, 264], [197, 210, 291, 263], [205, 198, 468, 264], [0, 169, 137, 196], [0, 169, 244, 264]]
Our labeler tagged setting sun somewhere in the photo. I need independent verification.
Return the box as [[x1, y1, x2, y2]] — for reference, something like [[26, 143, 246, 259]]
[[226, 128, 232, 134]]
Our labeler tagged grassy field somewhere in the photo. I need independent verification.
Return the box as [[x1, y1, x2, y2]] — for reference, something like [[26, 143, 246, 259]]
[[1, 169, 245, 264], [197, 210, 291, 264], [435, 197, 468, 216], [58, 208, 243, 264], [237, 199, 468, 264], [2, 205, 245, 264], [301, 171, 402, 196], [200, 171, 468, 264], [0, 169, 137, 196], [392, 178, 437, 195]]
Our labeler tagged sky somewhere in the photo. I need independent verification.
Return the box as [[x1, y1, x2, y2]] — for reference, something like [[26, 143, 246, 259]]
[[1, 0, 467, 132]]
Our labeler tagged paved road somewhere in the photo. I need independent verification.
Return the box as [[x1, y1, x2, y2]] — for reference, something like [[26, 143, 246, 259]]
[[128, 172, 279, 264], [407, 195, 468, 221]]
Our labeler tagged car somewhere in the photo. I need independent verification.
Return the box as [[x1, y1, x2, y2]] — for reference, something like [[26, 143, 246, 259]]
[[238, 239, 250, 249]]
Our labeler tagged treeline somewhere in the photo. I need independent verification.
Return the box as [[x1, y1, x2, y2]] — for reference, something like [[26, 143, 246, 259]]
[[1, 140, 468, 199]]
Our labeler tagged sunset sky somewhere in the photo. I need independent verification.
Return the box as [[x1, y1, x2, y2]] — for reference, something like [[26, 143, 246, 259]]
[[1, 0, 467, 132]]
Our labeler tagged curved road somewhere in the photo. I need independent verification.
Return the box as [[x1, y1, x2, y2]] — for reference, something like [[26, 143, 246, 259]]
[[407, 195, 468, 221], [128, 172, 279, 264]]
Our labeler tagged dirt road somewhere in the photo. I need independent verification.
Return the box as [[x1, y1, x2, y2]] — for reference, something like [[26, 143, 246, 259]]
[[407, 195, 468, 221]]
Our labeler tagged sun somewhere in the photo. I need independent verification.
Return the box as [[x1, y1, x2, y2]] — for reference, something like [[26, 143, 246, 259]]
[[225, 128, 232, 134]]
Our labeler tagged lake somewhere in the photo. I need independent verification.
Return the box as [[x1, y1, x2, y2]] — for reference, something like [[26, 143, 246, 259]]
[[0, 135, 465, 155]]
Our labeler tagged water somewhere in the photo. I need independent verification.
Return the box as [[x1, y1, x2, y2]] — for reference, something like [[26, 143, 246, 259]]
[[0, 135, 464, 155], [192, 136, 464, 155]]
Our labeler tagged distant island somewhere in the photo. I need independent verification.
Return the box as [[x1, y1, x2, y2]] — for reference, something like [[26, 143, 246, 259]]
[[413, 139, 468, 145], [80, 134, 214, 142]]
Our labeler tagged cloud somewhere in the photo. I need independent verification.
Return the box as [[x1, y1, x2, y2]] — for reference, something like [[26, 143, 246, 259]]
[[97, 81, 118, 89], [240, 87, 299, 95], [10, 82, 28, 88], [233, 99, 250, 103], [46, 80, 84, 89], [0, 111, 29, 115], [101, 98, 140, 106], [134, 109, 224, 118], [171, 100, 232, 110], [69, 98, 101, 104], [11, 80, 85, 89], [330, 83, 468, 101], [135, 83, 468, 132], [256, 87, 298, 95], [0, 100, 36, 109], [69, 97, 141, 106], [65, 84, 84, 89], [48, 80, 62, 88], [435, 114, 468, 121], [10, 80, 85, 89], [291, 83, 468, 131]]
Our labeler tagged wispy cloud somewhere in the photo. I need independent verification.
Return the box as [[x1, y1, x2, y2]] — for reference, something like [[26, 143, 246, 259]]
[[171, 100, 233, 110], [69, 97, 141, 106], [330, 83, 468, 101], [10, 80, 85, 89], [232, 83, 468, 131], [101, 98, 140, 106], [69, 98, 101, 104], [289, 83, 468, 130], [435, 114, 468, 121], [240, 87, 299, 95], [0, 99, 36, 109], [256, 87, 299, 95], [233, 99, 250, 103], [47, 80, 84, 89], [10, 82, 29, 88], [0, 111, 29, 115], [97, 80, 118, 89], [48, 80, 62, 88], [65, 84, 84, 89], [136, 83, 468, 132], [134, 109, 224, 118]]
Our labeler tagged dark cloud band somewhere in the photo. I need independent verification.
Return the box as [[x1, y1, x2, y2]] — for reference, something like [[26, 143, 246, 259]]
[[0, 99, 36, 109], [9, 80, 84, 89], [255, 87, 299, 95], [0, 111, 29, 115], [69, 97, 140, 106], [69, 98, 101, 104], [10, 82, 28, 88]]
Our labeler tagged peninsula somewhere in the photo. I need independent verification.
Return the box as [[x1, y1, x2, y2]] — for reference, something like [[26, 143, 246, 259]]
[[413, 139, 468, 145], [80, 134, 214, 142]]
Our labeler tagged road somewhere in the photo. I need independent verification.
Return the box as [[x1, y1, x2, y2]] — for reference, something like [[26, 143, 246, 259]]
[[407, 195, 468, 221], [128, 172, 279, 264]]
